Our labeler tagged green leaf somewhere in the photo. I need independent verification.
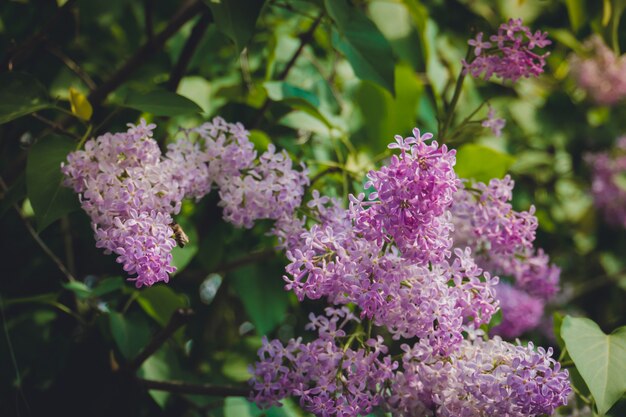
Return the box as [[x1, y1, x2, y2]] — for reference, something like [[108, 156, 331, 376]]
[[171, 217, 198, 275], [231, 265, 289, 335], [205, 0, 266, 51], [564, 0, 585, 33], [0, 72, 52, 124], [355, 64, 422, 150], [325, 0, 395, 94], [109, 312, 151, 359], [137, 285, 188, 327], [561, 316, 626, 415], [138, 343, 181, 408], [62, 281, 92, 299], [92, 276, 125, 297], [263, 81, 332, 128], [123, 89, 203, 116], [553, 312, 565, 349], [26, 135, 80, 232], [454, 144, 515, 183]]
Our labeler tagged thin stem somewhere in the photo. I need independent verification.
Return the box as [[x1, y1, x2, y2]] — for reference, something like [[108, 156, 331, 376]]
[[216, 249, 277, 274], [122, 308, 194, 373], [144, 0, 155, 41], [76, 124, 93, 150], [2, 0, 78, 70], [0, 177, 77, 282], [60, 216, 76, 276], [252, 12, 324, 128], [136, 378, 249, 397], [167, 11, 212, 92], [30, 113, 81, 140], [44, 41, 97, 90], [88, 0, 206, 106], [440, 47, 472, 140], [308, 166, 342, 189]]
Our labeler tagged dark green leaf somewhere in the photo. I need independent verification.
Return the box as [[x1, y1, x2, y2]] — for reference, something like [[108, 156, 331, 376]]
[[123, 89, 203, 116], [231, 265, 289, 335], [92, 276, 126, 297], [454, 144, 515, 183], [325, 0, 395, 94], [137, 285, 188, 327], [561, 316, 626, 415], [205, 0, 266, 52], [62, 281, 92, 299], [26, 135, 80, 232], [0, 72, 52, 124], [109, 312, 151, 359]]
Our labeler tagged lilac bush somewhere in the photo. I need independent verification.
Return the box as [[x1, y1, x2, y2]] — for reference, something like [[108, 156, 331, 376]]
[[251, 129, 570, 416]]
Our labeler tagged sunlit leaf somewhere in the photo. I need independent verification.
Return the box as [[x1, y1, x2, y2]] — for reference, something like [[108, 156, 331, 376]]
[[454, 144, 515, 183], [561, 316, 626, 415], [325, 0, 395, 94]]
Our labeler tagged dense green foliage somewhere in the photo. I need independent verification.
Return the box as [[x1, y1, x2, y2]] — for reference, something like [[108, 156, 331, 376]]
[[1, 0, 626, 416]]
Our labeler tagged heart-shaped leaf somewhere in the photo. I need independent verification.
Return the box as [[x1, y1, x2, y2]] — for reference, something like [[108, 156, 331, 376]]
[[561, 316, 626, 415]]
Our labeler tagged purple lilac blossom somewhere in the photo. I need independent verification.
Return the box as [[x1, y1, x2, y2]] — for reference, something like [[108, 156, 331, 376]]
[[490, 282, 544, 338], [463, 18, 551, 82], [389, 331, 571, 417], [354, 129, 458, 265], [192, 120, 309, 228], [450, 176, 560, 337], [482, 105, 506, 137], [570, 35, 626, 105], [62, 120, 185, 287], [252, 128, 569, 415], [586, 136, 626, 227], [249, 307, 396, 416], [62, 117, 307, 286], [277, 130, 498, 354], [251, 311, 570, 417]]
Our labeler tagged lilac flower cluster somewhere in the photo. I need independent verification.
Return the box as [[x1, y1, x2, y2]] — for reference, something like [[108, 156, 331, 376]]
[[391, 331, 571, 416], [251, 311, 571, 417], [585, 137, 626, 227], [191, 120, 309, 228], [62, 117, 307, 286], [464, 18, 551, 82], [250, 307, 396, 415], [570, 35, 626, 105], [482, 105, 506, 137], [278, 130, 497, 354], [450, 176, 560, 337], [252, 128, 570, 416]]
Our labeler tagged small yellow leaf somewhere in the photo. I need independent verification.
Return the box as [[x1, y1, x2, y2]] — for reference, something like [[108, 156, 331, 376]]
[[69, 87, 93, 121]]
